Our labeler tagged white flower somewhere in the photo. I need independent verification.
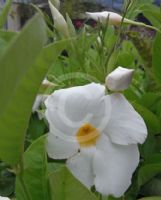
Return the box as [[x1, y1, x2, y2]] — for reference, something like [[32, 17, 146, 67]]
[[86, 11, 128, 25], [45, 83, 147, 197], [0, 196, 10, 200], [48, 0, 69, 37], [106, 66, 134, 91]]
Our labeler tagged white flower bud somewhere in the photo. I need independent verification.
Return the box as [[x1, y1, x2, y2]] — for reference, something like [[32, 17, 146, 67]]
[[97, 36, 102, 46], [42, 78, 55, 87], [50, 0, 60, 9], [86, 11, 123, 25], [106, 66, 134, 91], [48, 0, 69, 37]]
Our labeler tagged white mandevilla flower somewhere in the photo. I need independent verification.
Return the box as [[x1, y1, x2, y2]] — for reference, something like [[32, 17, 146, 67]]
[[0, 196, 10, 200], [48, 0, 69, 37], [106, 66, 134, 91], [86, 11, 130, 25], [45, 83, 147, 197]]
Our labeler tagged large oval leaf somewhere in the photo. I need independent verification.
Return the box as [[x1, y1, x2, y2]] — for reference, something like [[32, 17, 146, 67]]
[[0, 20, 69, 164]]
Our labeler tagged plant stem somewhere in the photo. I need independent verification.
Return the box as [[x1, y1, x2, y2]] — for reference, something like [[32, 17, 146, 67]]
[[124, 19, 161, 34]]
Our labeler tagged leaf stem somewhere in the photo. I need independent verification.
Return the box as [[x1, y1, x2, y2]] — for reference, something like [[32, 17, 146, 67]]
[[124, 19, 161, 34]]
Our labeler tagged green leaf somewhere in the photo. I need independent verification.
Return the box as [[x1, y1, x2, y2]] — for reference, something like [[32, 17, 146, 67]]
[[140, 134, 161, 159], [16, 136, 49, 200], [0, 14, 47, 117], [139, 4, 161, 27], [138, 163, 161, 186], [138, 197, 161, 200], [49, 166, 98, 200], [133, 103, 161, 134], [0, 30, 17, 55], [153, 34, 161, 84], [27, 114, 47, 142], [0, 0, 11, 28], [66, 13, 76, 37], [139, 93, 160, 110], [140, 177, 161, 196], [0, 14, 47, 164], [144, 154, 161, 164], [0, 26, 69, 164]]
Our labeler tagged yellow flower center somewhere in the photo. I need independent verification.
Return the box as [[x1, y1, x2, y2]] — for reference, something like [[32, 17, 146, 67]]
[[76, 123, 100, 147]]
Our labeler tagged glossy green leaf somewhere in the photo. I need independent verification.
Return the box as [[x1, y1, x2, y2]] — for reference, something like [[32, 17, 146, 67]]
[[0, 0, 11, 28], [16, 136, 49, 200], [49, 166, 98, 200]]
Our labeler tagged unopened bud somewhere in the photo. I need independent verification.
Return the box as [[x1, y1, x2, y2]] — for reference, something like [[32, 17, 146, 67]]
[[106, 66, 134, 91]]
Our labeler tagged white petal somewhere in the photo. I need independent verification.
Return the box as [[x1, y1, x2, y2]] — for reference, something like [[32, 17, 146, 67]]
[[47, 132, 79, 159], [45, 83, 106, 135], [93, 134, 139, 197], [67, 147, 95, 188], [106, 66, 134, 91], [86, 11, 122, 25], [106, 93, 147, 145], [90, 95, 112, 132]]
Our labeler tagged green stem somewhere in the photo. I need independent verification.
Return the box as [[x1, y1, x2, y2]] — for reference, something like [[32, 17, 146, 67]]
[[124, 19, 161, 34]]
